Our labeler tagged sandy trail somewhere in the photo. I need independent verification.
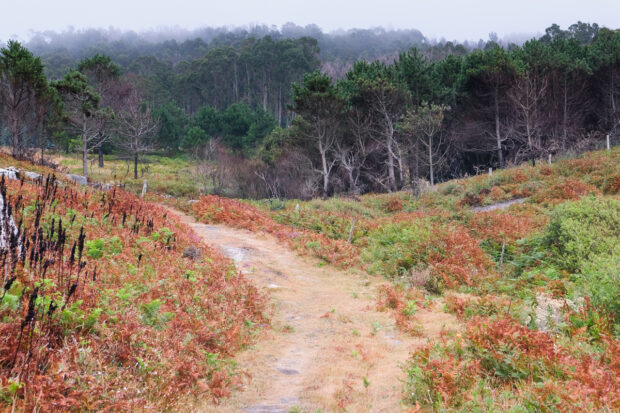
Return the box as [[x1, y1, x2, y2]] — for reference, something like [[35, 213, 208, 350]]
[[167, 207, 458, 413]]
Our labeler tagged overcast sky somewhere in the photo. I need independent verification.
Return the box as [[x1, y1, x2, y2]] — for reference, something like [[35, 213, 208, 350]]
[[1, 0, 618, 43]]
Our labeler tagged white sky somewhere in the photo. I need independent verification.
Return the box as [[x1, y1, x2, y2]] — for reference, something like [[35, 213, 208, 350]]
[[1, 0, 618, 43]]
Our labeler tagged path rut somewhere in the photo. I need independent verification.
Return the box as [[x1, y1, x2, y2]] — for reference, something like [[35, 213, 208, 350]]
[[167, 207, 458, 413]]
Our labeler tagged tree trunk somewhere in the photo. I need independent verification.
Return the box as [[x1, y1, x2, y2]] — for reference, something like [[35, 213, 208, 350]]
[[278, 83, 283, 126], [246, 65, 251, 104], [98, 145, 104, 167], [387, 138, 396, 192], [562, 74, 568, 150], [428, 135, 434, 187], [397, 147, 404, 190], [233, 62, 239, 101], [385, 117, 397, 192], [494, 87, 504, 168], [319, 140, 329, 200], [262, 70, 268, 111], [611, 69, 617, 127], [134, 154, 138, 180], [82, 118, 88, 177], [347, 168, 356, 194], [38, 115, 45, 163], [11, 110, 19, 158], [407, 148, 415, 194]]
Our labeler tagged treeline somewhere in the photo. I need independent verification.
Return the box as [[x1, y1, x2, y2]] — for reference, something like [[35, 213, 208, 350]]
[[30, 34, 321, 125], [0, 43, 160, 178], [1, 22, 618, 201], [24, 24, 426, 75], [235, 23, 619, 199]]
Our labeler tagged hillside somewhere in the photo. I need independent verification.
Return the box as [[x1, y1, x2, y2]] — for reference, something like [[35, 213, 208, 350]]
[[0, 147, 618, 411], [0, 153, 265, 411], [190, 147, 620, 411]]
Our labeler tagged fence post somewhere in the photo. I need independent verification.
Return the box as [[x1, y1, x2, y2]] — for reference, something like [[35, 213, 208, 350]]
[[488, 168, 493, 177], [141, 180, 148, 198], [548, 154, 552, 165], [607, 134, 611, 151]]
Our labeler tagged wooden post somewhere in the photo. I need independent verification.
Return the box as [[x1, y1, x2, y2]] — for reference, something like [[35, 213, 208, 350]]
[[607, 134, 611, 151], [488, 168, 493, 177], [141, 180, 147, 198], [347, 218, 357, 244], [548, 154, 552, 165]]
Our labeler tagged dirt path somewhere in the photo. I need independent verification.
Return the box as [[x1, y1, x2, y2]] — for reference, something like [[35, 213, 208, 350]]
[[167, 207, 458, 413]]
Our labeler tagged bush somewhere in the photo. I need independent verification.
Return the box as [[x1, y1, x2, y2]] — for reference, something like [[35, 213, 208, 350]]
[[363, 220, 433, 278], [545, 196, 620, 329], [546, 196, 620, 272]]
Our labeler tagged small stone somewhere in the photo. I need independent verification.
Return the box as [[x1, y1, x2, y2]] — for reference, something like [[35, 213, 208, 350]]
[[182, 246, 202, 260], [66, 174, 87, 185]]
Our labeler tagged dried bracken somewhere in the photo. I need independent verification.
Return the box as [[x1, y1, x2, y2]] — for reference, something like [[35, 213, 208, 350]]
[[0, 164, 266, 411]]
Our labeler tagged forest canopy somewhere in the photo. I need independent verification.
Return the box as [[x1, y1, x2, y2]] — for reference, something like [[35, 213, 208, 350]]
[[0, 21, 618, 199]]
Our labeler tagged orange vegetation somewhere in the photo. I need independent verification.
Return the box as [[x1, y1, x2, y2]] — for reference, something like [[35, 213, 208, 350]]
[[0, 175, 265, 411]]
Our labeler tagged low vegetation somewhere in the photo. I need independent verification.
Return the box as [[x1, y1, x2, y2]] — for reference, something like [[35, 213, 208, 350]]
[[55, 152, 200, 198], [191, 147, 620, 411], [0, 156, 266, 411]]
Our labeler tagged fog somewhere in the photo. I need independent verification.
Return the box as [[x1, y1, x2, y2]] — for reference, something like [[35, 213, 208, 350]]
[[2, 0, 618, 43]]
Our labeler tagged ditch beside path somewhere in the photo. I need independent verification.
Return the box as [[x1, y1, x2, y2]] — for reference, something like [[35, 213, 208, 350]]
[[165, 206, 459, 413]]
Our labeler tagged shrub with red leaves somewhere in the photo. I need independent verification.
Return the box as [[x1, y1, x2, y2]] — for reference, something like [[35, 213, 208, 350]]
[[406, 316, 620, 411], [0, 171, 266, 411]]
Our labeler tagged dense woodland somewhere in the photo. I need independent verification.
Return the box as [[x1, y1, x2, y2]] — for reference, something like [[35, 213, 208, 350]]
[[0, 22, 618, 199]]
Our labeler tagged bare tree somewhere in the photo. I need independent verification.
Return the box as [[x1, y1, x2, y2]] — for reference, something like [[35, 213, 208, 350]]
[[336, 108, 377, 194], [508, 71, 550, 162], [114, 83, 160, 179], [193, 139, 227, 195]]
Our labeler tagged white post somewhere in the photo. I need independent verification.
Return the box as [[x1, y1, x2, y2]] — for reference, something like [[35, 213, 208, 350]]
[[141, 180, 147, 198], [488, 168, 493, 177], [607, 134, 611, 151], [548, 154, 552, 165]]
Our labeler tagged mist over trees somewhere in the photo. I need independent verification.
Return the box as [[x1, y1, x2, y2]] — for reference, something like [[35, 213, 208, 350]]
[[0, 21, 618, 199]]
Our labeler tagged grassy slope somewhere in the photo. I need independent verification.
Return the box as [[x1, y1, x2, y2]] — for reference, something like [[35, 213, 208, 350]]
[[0, 153, 266, 411], [191, 147, 620, 411], [53, 152, 200, 198]]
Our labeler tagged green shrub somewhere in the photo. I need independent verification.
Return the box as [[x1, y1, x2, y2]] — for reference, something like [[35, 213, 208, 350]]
[[546, 196, 620, 272], [545, 196, 620, 330], [580, 247, 620, 332], [86, 239, 105, 259], [140, 299, 173, 329], [86, 237, 123, 259], [363, 219, 433, 278]]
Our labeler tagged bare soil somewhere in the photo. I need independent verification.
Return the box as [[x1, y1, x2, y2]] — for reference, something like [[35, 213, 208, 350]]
[[167, 207, 459, 413], [471, 198, 526, 212]]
